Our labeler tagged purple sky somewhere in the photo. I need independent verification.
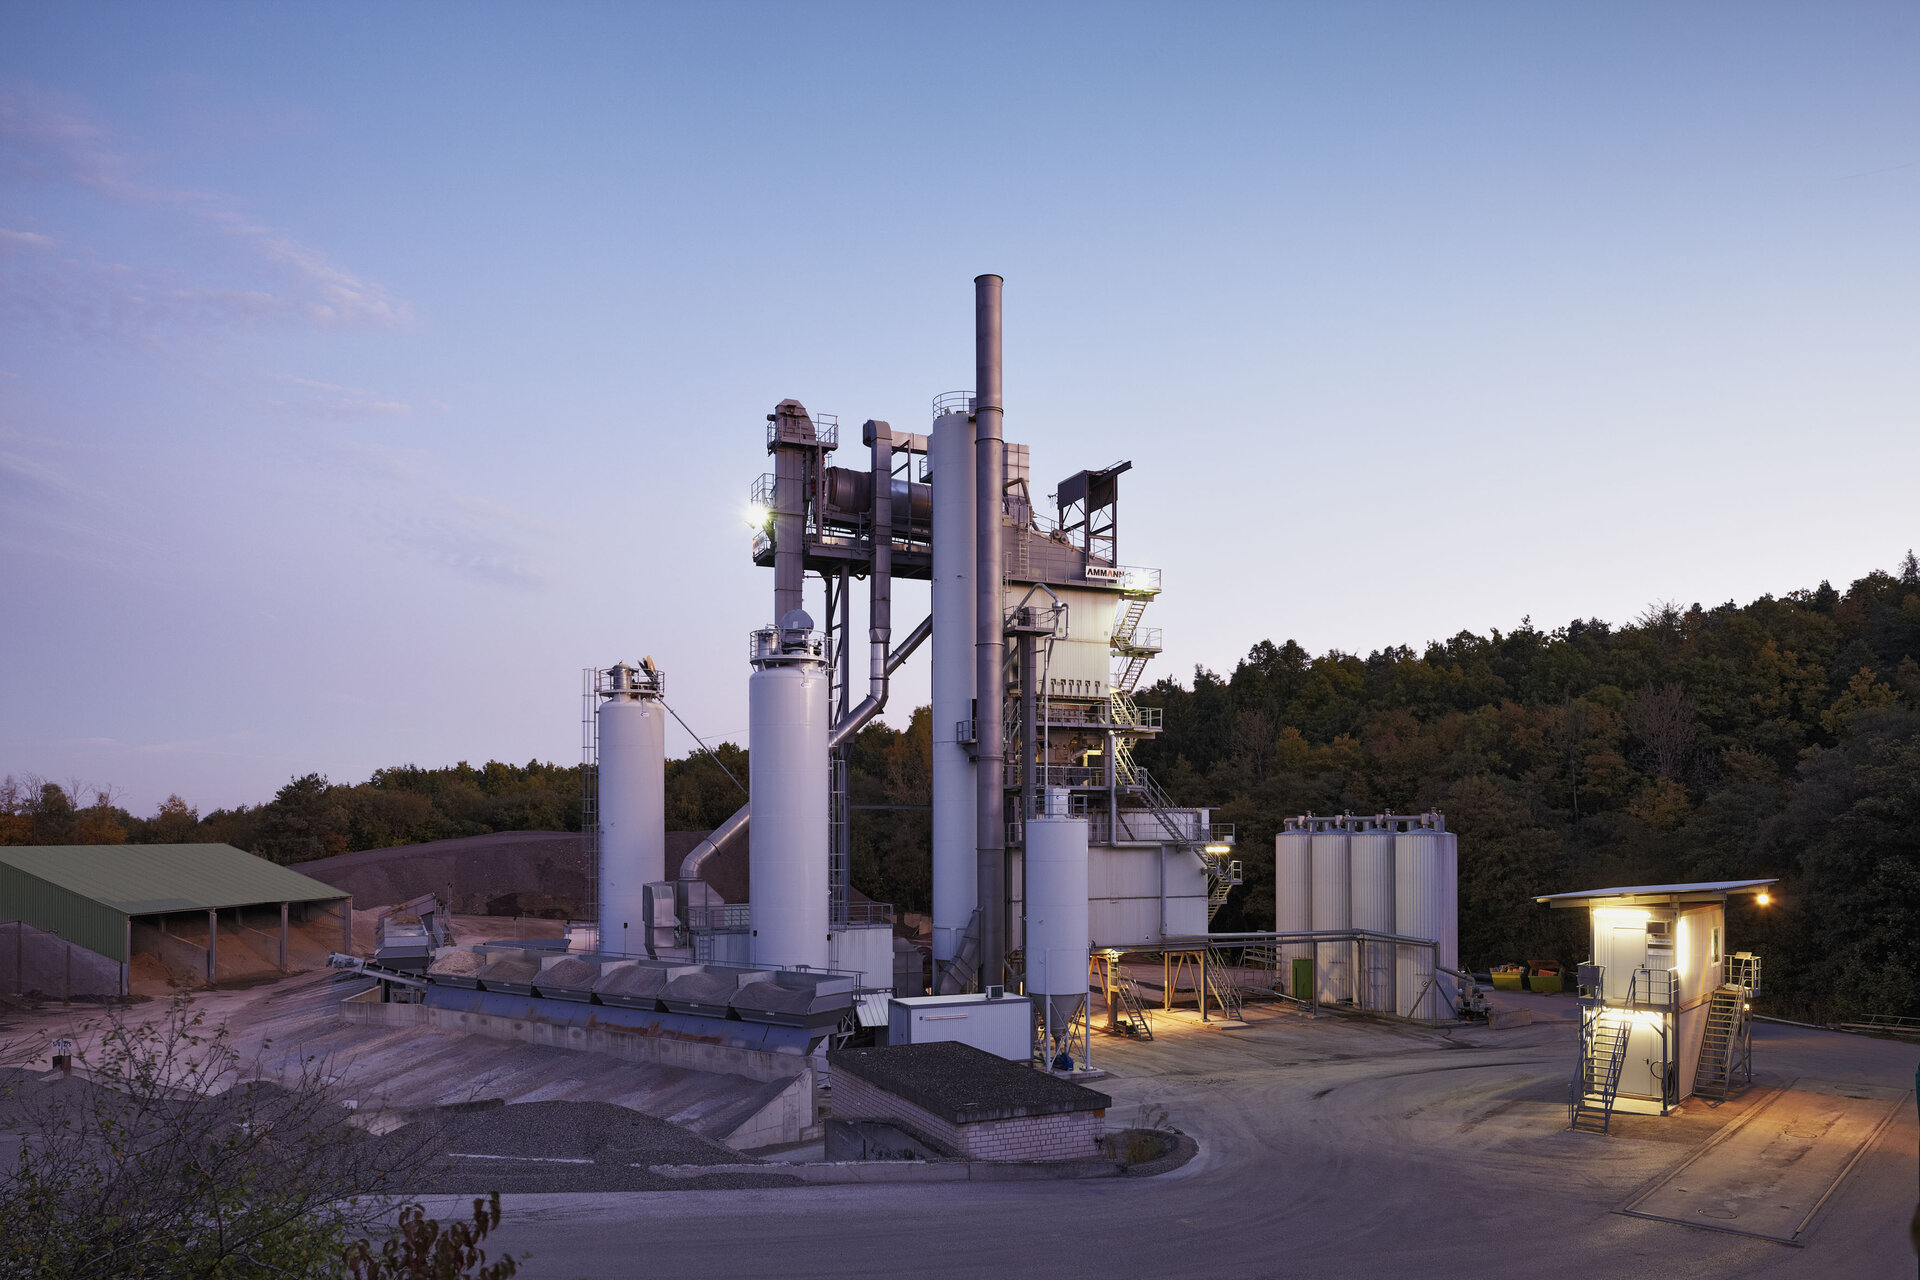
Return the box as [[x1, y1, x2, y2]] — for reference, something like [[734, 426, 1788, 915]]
[[3, 3, 1916, 814]]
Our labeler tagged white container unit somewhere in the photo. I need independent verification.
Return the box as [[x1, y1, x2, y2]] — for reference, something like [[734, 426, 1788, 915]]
[[748, 618, 831, 972], [1310, 828, 1351, 1004], [1024, 792, 1090, 1033], [928, 406, 977, 976], [1395, 828, 1458, 1020], [597, 669, 666, 957], [887, 993, 1035, 1061], [1347, 825, 1397, 1013], [1275, 828, 1314, 996]]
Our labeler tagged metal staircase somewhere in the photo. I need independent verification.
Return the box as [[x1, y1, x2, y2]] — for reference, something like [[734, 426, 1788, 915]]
[[1115, 763, 1242, 913], [1570, 966, 1675, 1134], [1204, 948, 1245, 1021], [1696, 952, 1761, 1103], [1694, 986, 1742, 1103], [1112, 973, 1155, 1040], [1570, 1007, 1632, 1134]]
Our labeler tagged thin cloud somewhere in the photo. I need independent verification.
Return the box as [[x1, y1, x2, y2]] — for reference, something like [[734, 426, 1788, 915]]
[[0, 82, 412, 338], [0, 227, 53, 248], [278, 375, 414, 419], [311, 433, 557, 592]]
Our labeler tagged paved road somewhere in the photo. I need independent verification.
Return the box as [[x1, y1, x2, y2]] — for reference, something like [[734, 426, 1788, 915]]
[[456, 1002, 1917, 1280]]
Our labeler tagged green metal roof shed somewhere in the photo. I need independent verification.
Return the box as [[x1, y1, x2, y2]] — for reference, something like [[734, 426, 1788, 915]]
[[0, 844, 349, 964]]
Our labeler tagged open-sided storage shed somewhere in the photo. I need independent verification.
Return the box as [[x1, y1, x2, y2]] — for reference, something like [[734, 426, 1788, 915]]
[[0, 843, 352, 996]]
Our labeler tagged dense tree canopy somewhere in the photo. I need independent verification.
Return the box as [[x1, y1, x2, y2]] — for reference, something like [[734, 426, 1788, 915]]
[[1127, 557, 1920, 1021], [8, 557, 1915, 1020]]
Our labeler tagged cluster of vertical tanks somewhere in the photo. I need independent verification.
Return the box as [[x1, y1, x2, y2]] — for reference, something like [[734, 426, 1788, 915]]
[[588, 275, 1464, 1048], [1275, 814, 1461, 1019]]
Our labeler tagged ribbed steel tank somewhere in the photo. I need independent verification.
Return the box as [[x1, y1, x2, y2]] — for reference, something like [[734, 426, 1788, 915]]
[[1024, 792, 1090, 1037], [928, 405, 977, 974], [596, 673, 665, 957], [1347, 823, 1397, 1013], [748, 617, 831, 971], [1395, 827, 1459, 1019], [1275, 826, 1314, 995], [1310, 826, 1351, 1004]]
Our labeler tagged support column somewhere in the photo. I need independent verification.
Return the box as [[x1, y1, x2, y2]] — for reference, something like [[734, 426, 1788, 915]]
[[207, 908, 218, 986], [279, 902, 289, 972], [122, 917, 131, 998], [339, 900, 352, 954]]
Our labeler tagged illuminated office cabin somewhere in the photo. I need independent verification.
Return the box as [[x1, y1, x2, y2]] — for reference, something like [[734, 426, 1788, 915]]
[[1535, 880, 1773, 1130]]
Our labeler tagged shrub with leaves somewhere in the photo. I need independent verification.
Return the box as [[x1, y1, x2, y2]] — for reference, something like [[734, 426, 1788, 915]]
[[344, 1194, 519, 1280], [0, 996, 465, 1280]]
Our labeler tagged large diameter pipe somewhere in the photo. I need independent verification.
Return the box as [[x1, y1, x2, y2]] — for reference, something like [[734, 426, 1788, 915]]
[[974, 273, 1007, 986], [770, 399, 811, 621], [930, 404, 977, 972]]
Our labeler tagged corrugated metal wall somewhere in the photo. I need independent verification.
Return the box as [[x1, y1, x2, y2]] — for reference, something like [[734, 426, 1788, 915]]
[[0, 862, 127, 962]]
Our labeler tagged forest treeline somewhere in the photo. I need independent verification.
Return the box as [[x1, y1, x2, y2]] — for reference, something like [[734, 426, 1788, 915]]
[[7, 556, 1916, 1019], [1128, 556, 1920, 1022]]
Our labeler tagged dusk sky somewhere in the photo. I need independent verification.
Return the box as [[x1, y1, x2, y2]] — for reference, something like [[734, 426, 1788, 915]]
[[3, 3, 1915, 814]]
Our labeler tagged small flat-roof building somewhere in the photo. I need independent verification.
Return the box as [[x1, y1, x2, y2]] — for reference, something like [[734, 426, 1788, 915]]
[[0, 844, 351, 997], [1536, 879, 1774, 1132]]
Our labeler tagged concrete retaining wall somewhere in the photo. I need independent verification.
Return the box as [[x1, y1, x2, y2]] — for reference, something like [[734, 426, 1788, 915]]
[[722, 1072, 816, 1151], [0, 920, 122, 997], [337, 990, 809, 1084]]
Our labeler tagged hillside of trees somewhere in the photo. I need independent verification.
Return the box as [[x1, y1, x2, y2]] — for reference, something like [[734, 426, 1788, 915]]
[[1129, 556, 1920, 1022], [7, 556, 1915, 1020]]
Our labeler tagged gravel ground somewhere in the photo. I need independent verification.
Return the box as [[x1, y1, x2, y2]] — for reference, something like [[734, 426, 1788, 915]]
[[395, 1100, 804, 1194]]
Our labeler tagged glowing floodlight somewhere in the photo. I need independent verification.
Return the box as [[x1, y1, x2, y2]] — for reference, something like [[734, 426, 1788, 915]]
[[1756, 891, 1771, 906]]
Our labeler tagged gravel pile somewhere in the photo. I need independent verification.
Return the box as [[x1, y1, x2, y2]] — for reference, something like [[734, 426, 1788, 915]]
[[662, 971, 737, 1010], [396, 1100, 802, 1194], [595, 963, 670, 1000], [537, 957, 600, 989]]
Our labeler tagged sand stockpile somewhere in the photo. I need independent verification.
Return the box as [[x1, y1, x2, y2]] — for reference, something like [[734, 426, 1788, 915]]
[[427, 948, 486, 978]]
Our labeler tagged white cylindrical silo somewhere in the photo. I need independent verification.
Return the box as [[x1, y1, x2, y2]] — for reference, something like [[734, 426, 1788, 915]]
[[1025, 791, 1089, 1036], [1348, 823, 1397, 1013], [1275, 826, 1313, 996], [1396, 825, 1458, 1020], [597, 667, 666, 957], [749, 617, 831, 971], [1310, 826, 1351, 1004], [929, 405, 977, 977]]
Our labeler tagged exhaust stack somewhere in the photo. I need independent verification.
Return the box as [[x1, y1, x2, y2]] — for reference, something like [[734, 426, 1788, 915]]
[[974, 274, 1007, 986]]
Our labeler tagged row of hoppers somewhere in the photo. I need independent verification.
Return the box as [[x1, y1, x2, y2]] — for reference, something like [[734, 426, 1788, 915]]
[[1275, 814, 1460, 1020], [423, 945, 855, 1028]]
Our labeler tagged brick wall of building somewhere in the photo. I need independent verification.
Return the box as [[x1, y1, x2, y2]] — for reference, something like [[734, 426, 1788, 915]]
[[832, 1073, 1102, 1162]]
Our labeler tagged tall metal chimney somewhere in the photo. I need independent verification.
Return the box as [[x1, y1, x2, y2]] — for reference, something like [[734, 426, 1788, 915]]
[[973, 274, 1007, 985]]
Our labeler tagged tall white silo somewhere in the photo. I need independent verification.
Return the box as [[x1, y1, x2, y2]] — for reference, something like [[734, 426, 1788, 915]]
[[1310, 824, 1351, 1004], [748, 612, 831, 971], [1025, 789, 1089, 1050], [1275, 825, 1314, 995], [597, 662, 666, 957], [928, 403, 977, 978], [1395, 823, 1459, 1020], [1348, 821, 1397, 1013]]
